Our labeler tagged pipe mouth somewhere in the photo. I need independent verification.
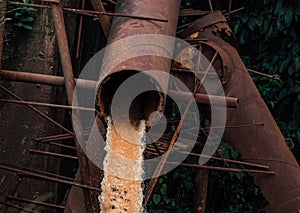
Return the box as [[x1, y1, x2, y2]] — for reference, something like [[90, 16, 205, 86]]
[[97, 70, 165, 129]]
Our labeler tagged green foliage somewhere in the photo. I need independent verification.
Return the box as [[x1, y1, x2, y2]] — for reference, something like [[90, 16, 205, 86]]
[[206, 142, 265, 212], [147, 158, 197, 212], [7, 0, 36, 30], [230, 0, 300, 146]]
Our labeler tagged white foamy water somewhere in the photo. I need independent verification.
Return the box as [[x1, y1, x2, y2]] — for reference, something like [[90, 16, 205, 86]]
[[99, 118, 146, 213]]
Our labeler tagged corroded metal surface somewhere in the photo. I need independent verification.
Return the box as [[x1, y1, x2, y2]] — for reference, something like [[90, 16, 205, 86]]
[[98, 0, 181, 125], [178, 11, 300, 212]]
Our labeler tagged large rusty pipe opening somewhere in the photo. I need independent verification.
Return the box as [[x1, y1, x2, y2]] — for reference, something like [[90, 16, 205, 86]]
[[97, 0, 181, 126]]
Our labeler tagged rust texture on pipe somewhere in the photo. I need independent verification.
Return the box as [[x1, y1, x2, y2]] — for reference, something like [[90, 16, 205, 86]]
[[51, 1, 94, 211], [178, 11, 300, 212], [90, 0, 111, 37], [98, 0, 181, 124]]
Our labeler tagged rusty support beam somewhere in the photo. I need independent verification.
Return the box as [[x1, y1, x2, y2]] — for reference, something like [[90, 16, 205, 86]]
[[0, 98, 95, 111], [169, 90, 238, 108], [0, 84, 73, 134], [90, 0, 111, 37], [0, 69, 97, 88], [28, 149, 78, 160], [0, 164, 101, 192], [193, 169, 208, 213], [51, 1, 94, 210], [6, 196, 65, 210]]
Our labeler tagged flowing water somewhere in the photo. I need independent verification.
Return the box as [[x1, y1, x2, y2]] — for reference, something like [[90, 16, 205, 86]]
[[99, 118, 146, 212]]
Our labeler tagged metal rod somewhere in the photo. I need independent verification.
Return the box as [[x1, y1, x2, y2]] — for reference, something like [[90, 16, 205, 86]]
[[90, 0, 111, 37], [7, 1, 168, 22], [75, 0, 86, 59], [179, 9, 211, 17], [33, 139, 76, 150], [0, 98, 96, 111], [6, 196, 65, 210], [51, 2, 94, 210], [0, 201, 36, 213], [0, 69, 97, 88], [0, 164, 101, 192], [208, 0, 213, 12], [34, 133, 72, 141], [13, 164, 77, 182], [168, 90, 239, 108], [248, 68, 281, 80], [0, 84, 73, 134], [177, 162, 275, 174], [28, 149, 77, 160]]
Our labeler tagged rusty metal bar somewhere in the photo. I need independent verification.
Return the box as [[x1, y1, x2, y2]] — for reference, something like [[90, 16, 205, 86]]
[[75, 0, 86, 59], [0, 69, 97, 88], [0, 98, 95, 111], [90, 0, 111, 37], [169, 90, 239, 108], [34, 133, 72, 141], [0, 164, 101, 192], [178, 162, 275, 174], [14, 164, 77, 182], [0, 201, 35, 213], [33, 139, 76, 150], [6, 196, 65, 210], [247, 68, 281, 80], [0, 84, 73, 134], [51, 1, 94, 210], [28, 149, 77, 160], [7, 1, 168, 22], [179, 9, 211, 17]]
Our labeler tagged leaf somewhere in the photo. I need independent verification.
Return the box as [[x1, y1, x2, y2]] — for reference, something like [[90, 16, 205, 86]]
[[22, 24, 33, 30], [247, 18, 256, 31], [23, 16, 34, 22], [153, 194, 161, 205], [285, 8, 294, 26], [160, 183, 167, 195]]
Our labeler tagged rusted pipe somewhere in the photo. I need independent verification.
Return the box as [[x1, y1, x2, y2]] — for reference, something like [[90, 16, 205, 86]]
[[179, 12, 300, 212], [97, 0, 181, 125]]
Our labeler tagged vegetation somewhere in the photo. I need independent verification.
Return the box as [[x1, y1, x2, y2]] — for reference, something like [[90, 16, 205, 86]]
[[6, 0, 35, 30]]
